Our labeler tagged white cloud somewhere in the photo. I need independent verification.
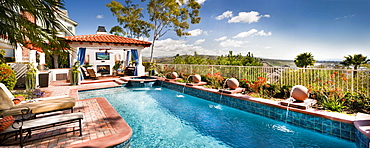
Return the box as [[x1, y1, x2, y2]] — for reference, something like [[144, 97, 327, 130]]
[[194, 39, 205, 45], [214, 36, 227, 41], [215, 11, 233, 20], [257, 30, 272, 36], [96, 15, 104, 19], [335, 14, 355, 20], [196, 0, 206, 4], [233, 29, 272, 38], [219, 39, 248, 47], [233, 29, 258, 38], [228, 11, 270, 24], [143, 38, 220, 57], [189, 29, 203, 36]]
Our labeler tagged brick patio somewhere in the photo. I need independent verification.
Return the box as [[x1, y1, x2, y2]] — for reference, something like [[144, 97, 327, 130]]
[[1, 78, 131, 148]]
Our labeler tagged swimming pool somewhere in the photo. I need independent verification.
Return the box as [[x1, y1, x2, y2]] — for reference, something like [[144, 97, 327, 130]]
[[79, 86, 356, 147]]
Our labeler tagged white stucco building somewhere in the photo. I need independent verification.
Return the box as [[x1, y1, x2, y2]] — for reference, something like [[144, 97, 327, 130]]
[[64, 26, 152, 76]]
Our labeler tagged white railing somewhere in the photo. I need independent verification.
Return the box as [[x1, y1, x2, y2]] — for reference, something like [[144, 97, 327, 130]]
[[157, 64, 370, 96]]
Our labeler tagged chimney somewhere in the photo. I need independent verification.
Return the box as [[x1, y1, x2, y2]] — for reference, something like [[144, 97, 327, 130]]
[[96, 26, 107, 34]]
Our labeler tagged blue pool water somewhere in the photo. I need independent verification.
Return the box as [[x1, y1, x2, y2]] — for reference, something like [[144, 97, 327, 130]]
[[79, 87, 356, 148]]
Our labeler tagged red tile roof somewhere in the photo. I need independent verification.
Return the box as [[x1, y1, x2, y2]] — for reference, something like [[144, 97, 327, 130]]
[[25, 43, 43, 52], [63, 34, 152, 47]]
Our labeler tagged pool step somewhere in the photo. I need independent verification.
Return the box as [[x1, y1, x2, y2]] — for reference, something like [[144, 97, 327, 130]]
[[120, 77, 131, 82], [114, 79, 128, 86]]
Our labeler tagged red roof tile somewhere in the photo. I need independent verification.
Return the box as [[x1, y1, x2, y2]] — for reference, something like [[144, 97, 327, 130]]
[[25, 43, 43, 52], [63, 34, 152, 47]]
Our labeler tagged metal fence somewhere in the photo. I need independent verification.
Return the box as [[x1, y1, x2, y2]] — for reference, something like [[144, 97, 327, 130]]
[[157, 64, 370, 97]]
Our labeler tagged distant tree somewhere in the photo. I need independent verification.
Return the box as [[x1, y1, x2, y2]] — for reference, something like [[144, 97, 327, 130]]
[[0, 0, 70, 52], [107, 0, 202, 62], [206, 58, 216, 65], [217, 51, 262, 66], [173, 54, 184, 64], [340, 54, 369, 76], [340, 54, 369, 70], [294, 52, 316, 68], [173, 51, 262, 66]]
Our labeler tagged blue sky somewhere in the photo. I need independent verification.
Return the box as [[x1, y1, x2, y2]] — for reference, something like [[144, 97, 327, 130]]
[[64, 0, 370, 61]]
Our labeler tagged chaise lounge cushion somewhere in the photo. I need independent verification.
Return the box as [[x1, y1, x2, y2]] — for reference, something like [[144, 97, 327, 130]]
[[0, 116, 14, 133], [0, 84, 15, 114], [1, 97, 76, 117], [0, 83, 76, 117]]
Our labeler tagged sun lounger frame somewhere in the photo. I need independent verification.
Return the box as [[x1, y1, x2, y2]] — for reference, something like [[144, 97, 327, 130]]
[[0, 112, 83, 147]]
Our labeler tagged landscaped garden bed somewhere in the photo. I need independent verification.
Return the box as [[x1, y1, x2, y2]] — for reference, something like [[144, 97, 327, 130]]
[[157, 65, 370, 115]]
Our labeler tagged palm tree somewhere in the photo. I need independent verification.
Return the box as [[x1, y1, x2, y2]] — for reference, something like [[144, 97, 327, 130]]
[[340, 54, 369, 69], [294, 52, 316, 68], [340, 54, 370, 76], [0, 0, 70, 51]]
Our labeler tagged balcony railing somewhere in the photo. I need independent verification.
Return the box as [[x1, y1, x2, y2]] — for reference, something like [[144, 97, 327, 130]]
[[157, 64, 370, 97]]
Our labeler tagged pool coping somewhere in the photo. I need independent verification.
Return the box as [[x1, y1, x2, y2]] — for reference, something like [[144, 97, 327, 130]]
[[164, 80, 357, 124], [67, 89, 132, 148]]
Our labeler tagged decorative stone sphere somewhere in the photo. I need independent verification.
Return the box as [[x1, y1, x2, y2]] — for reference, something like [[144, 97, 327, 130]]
[[227, 78, 239, 90], [192, 74, 201, 83], [170, 72, 178, 79], [290, 85, 309, 102]]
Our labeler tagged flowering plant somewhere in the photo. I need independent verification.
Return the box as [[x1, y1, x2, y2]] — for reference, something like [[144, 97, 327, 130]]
[[203, 72, 224, 89], [0, 63, 16, 90]]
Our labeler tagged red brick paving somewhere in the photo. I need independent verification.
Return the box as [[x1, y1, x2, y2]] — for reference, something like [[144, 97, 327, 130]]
[[1, 78, 131, 148]]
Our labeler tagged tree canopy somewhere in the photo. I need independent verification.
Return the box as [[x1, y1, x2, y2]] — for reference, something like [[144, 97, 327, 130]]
[[107, 0, 202, 62], [106, 0, 152, 38], [340, 54, 369, 70], [173, 51, 263, 66], [0, 0, 70, 52], [294, 52, 316, 68]]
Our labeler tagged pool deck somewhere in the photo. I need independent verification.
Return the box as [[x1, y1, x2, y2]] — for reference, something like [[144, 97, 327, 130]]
[[2, 77, 132, 148]]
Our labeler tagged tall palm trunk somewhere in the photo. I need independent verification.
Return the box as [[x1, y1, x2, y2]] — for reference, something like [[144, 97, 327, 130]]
[[53, 53, 59, 68]]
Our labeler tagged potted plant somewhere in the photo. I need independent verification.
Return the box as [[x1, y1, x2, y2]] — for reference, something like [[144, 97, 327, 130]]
[[71, 61, 80, 86], [26, 63, 37, 90], [82, 62, 92, 68], [112, 62, 122, 76]]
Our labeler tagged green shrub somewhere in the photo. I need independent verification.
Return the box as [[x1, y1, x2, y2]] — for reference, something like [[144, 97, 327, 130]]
[[0, 63, 17, 90], [261, 83, 279, 98], [203, 72, 225, 89], [274, 85, 292, 99], [342, 92, 370, 114], [5, 57, 15, 62]]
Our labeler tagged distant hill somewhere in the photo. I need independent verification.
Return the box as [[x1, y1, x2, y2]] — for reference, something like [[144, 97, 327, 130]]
[[143, 56, 340, 67], [143, 55, 218, 64]]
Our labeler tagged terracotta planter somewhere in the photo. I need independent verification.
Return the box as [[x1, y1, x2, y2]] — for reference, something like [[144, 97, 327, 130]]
[[227, 78, 239, 90], [192, 74, 201, 83], [290, 85, 309, 102], [170, 72, 178, 79], [37, 64, 44, 70]]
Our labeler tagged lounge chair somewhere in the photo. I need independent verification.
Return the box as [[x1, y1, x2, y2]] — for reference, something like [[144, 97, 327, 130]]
[[0, 112, 83, 147], [124, 66, 135, 76], [86, 68, 101, 80], [0, 83, 76, 117], [80, 67, 90, 79]]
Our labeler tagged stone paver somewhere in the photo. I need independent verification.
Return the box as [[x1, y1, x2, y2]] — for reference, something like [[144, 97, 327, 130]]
[[1, 78, 126, 148]]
